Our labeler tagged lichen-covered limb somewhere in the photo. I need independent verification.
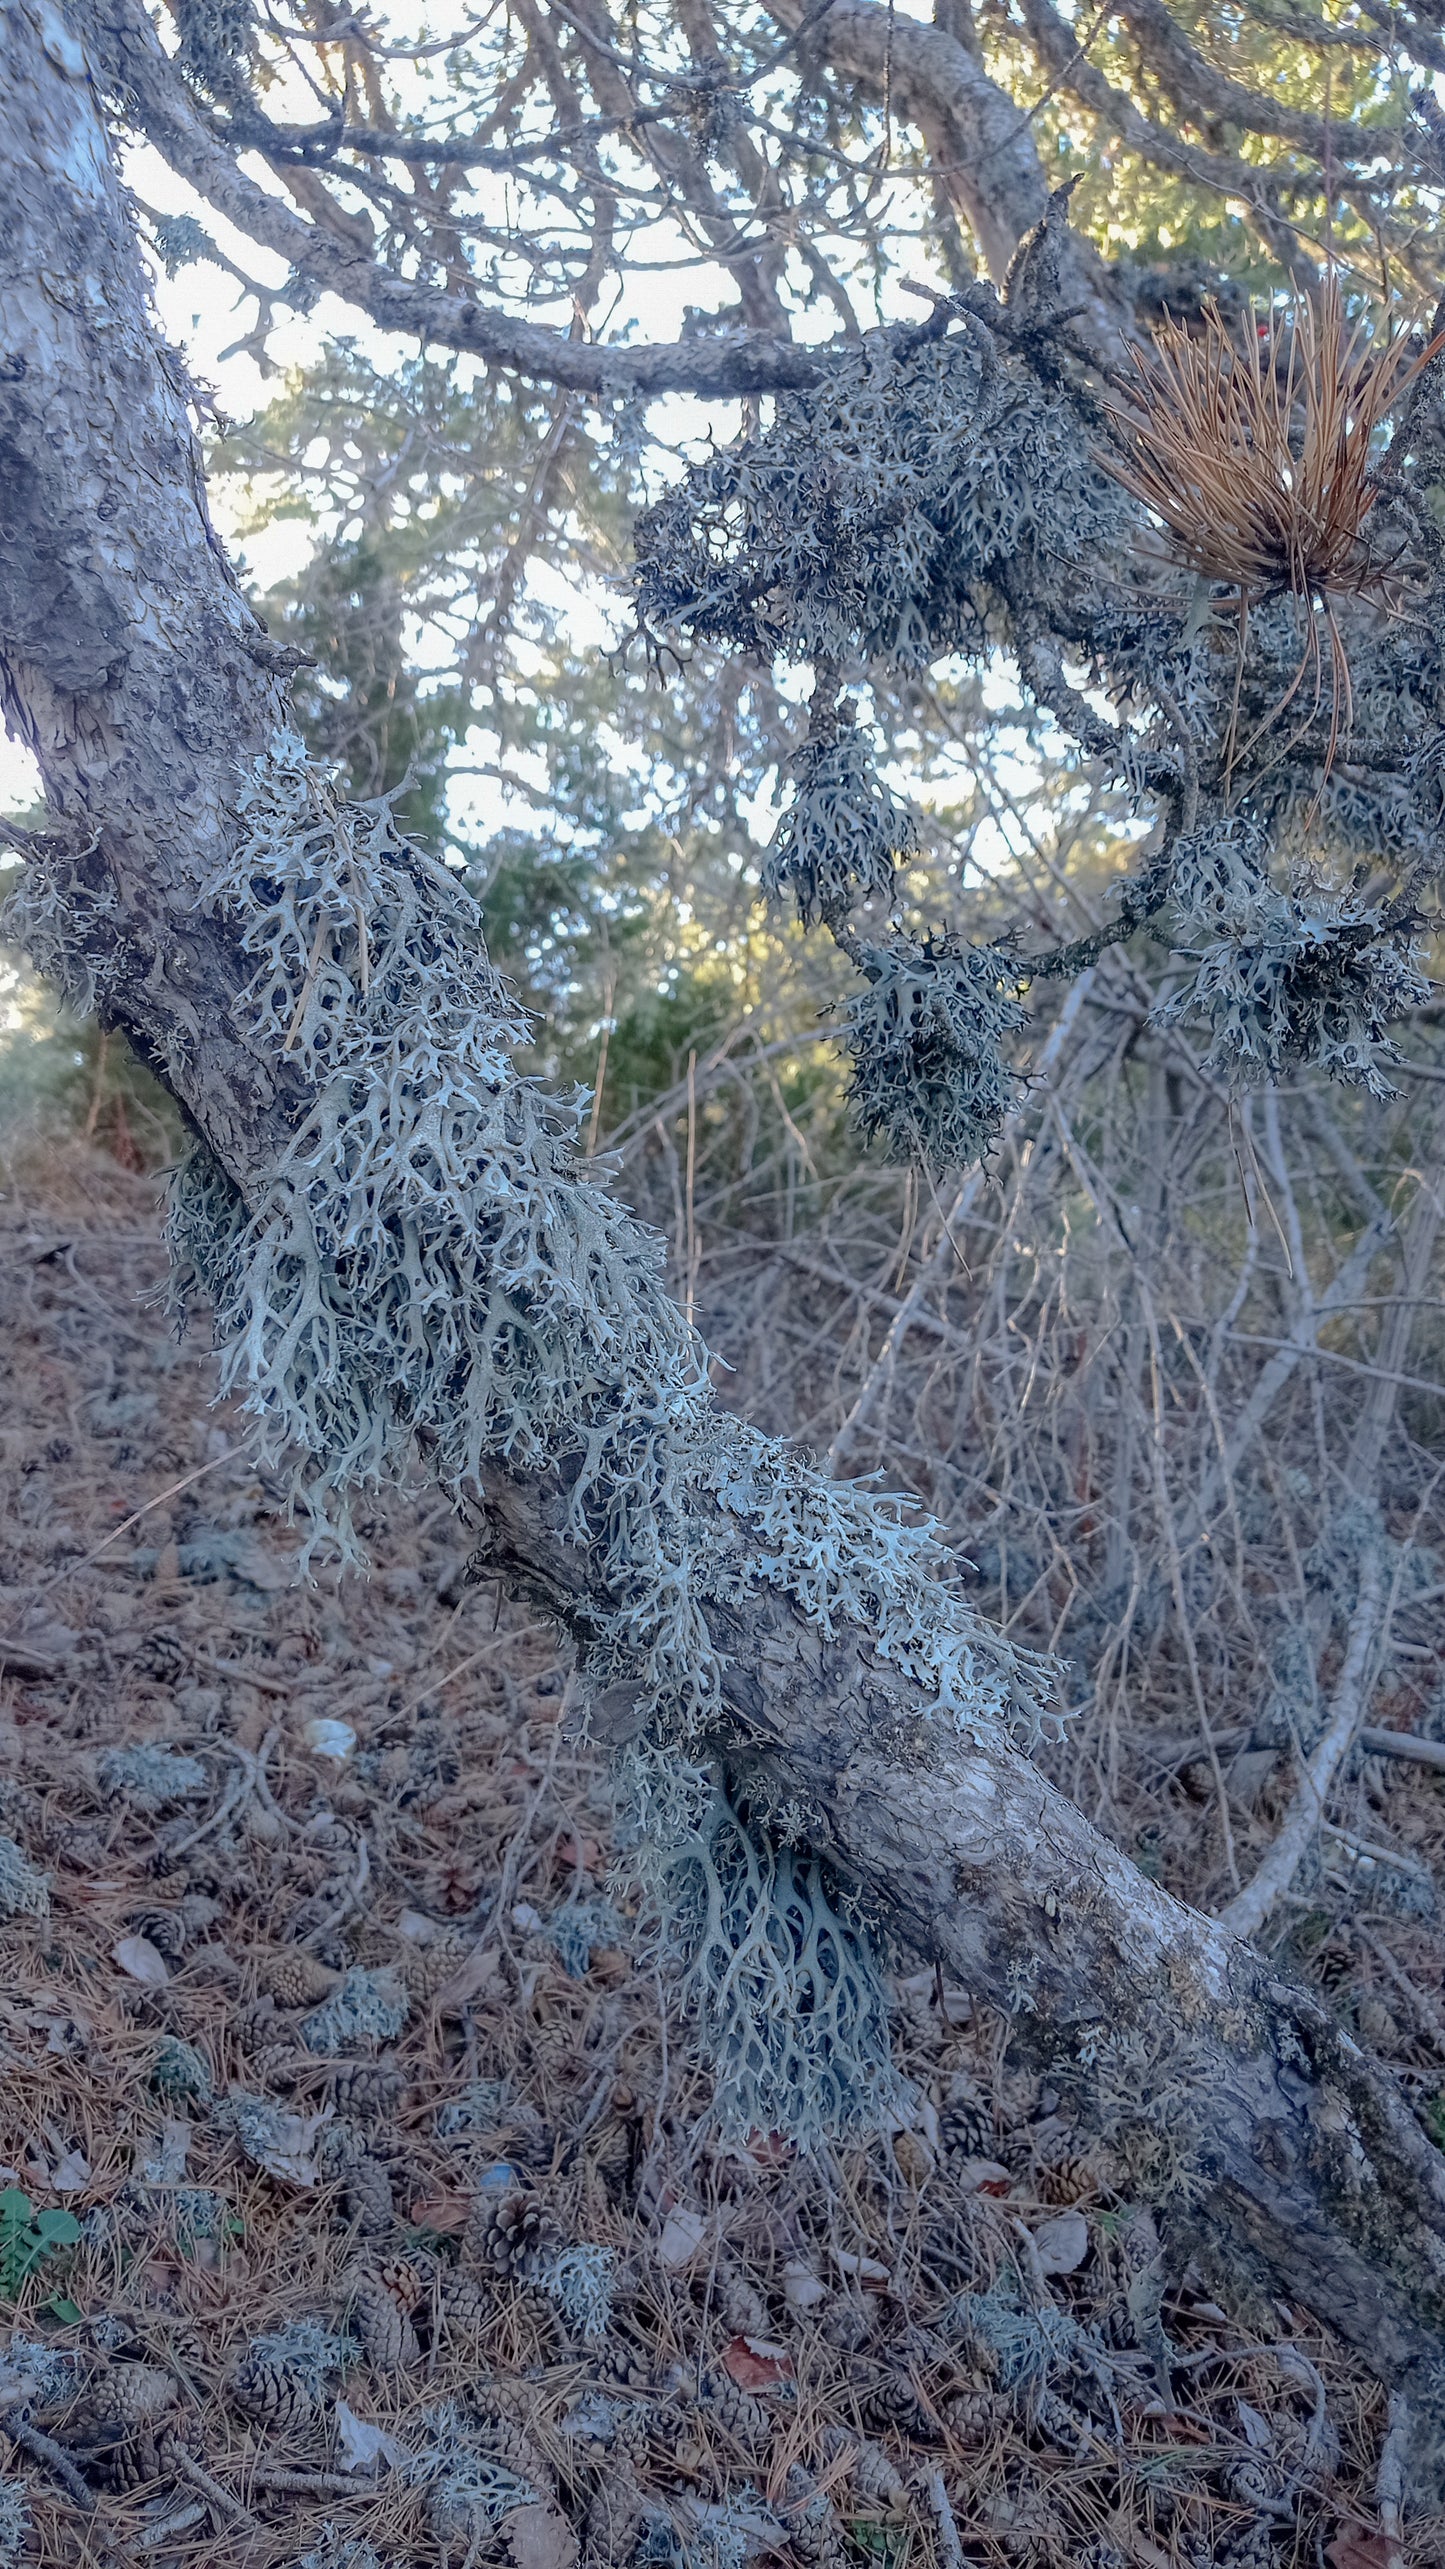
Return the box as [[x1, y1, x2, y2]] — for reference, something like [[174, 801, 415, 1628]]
[[5, 0, 1445, 2487], [476, 1463, 1445, 2484]]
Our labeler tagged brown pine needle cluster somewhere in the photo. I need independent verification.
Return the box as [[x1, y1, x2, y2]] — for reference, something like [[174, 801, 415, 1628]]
[[1105, 275, 1433, 606], [1102, 275, 1442, 783]]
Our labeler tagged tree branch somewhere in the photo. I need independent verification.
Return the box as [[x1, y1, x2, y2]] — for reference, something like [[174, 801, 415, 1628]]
[[7, 0, 1445, 2491]]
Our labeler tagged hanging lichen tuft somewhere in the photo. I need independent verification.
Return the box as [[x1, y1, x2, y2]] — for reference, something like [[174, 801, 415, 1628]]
[[763, 704, 919, 929], [1157, 818, 1428, 1093], [843, 935, 1029, 1173]]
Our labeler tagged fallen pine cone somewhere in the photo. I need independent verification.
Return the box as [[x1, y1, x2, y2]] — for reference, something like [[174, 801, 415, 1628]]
[[342, 2266, 421, 2375], [330, 2058, 404, 2122], [264, 1952, 342, 2009], [227, 2346, 318, 2433], [464, 2187, 555, 2280]]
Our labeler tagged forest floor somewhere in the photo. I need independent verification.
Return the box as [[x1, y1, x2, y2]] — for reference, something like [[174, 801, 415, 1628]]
[[0, 1146, 1438, 2569]]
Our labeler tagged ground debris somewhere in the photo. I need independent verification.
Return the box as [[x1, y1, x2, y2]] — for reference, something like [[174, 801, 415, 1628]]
[[0, 1152, 1436, 2561]]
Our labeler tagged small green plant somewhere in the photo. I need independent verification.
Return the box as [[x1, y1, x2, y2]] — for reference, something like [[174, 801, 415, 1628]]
[[0, 2188, 83, 2310]]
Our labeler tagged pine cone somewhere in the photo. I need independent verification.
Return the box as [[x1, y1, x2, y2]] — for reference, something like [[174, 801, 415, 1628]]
[[234, 1995, 278, 2052], [251, 2042, 310, 2091], [1039, 2152, 1107, 2206], [377, 2252, 429, 2315], [341, 2151, 394, 2236], [782, 2465, 848, 2569], [132, 1627, 188, 1683], [587, 2110, 634, 2195], [264, 1952, 342, 2009], [227, 2347, 317, 2431], [432, 2264, 496, 2345], [464, 2188, 555, 2280], [823, 2431, 905, 2513], [892, 2128, 934, 2187], [584, 2465, 647, 2562], [330, 2058, 403, 2123], [78, 2421, 163, 2492], [942, 2385, 1007, 2441], [127, 1907, 187, 1963], [392, 1929, 471, 2002], [461, 2388, 554, 2495], [83, 2364, 179, 2433], [849, 2361, 940, 2443], [696, 2370, 773, 2455], [937, 2076, 993, 2160], [715, 2254, 769, 2338], [343, 2267, 421, 2376]]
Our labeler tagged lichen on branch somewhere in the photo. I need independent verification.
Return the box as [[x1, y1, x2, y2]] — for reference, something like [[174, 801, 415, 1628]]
[[139, 732, 1056, 2142]]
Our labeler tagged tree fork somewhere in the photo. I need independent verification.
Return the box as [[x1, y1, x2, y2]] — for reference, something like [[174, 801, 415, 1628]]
[[4, 0, 1445, 2486]]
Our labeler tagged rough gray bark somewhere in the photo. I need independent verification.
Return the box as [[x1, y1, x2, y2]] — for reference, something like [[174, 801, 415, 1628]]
[[5, 0, 1445, 2486]]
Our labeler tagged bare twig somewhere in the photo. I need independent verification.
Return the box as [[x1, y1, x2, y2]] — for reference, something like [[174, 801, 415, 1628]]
[[1221, 1539, 1387, 1941]]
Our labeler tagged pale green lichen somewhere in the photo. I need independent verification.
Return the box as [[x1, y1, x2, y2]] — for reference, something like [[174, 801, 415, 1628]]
[[300, 1967, 409, 2055], [1158, 817, 1429, 1095], [0, 2478, 28, 2569], [0, 1836, 49, 1922], [620, 1749, 908, 2141], [843, 933, 1029, 1173], [98, 1744, 208, 1807], [403, 2402, 538, 2540], [534, 2240, 616, 2343], [763, 710, 918, 928], [156, 733, 1052, 2147]]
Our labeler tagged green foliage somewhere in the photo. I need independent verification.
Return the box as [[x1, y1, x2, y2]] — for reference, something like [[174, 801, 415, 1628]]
[[0, 2190, 82, 2306]]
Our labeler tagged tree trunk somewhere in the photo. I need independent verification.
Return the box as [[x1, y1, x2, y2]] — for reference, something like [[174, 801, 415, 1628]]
[[4, 0, 1445, 2485]]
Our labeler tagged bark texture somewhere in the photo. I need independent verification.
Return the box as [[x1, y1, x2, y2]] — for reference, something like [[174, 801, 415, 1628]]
[[3, 0, 1445, 2483]]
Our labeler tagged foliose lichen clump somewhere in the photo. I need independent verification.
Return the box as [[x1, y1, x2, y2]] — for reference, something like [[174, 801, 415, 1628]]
[[633, 324, 1125, 672], [1158, 817, 1428, 1093], [844, 935, 1029, 1173], [131, 732, 1050, 2146], [0, 1836, 49, 1922], [300, 1967, 409, 2056], [763, 710, 918, 928], [619, 1752, 907, 2141], [97, 1744, 208, 1808]]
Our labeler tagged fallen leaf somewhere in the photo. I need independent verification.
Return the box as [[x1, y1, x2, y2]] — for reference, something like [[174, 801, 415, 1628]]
[[433, 1943, 504, 2012], [1031, 2209, 1089, 2276], [1235, 2397, 1273, 2452], [504, 2501, 579, 2569], [833, 2248, 890, 2284], [112, 1934, 169, 1986], [250, 2105, 332, 2187], [140, 2120, 191, 2185], [302, 1717, 356, 1761], [657, 2204, 708, 2268], [1327, 2535, 1397, 2569], [335, 2399, 406, 2475], [954, 2157, 1012, 2195], [721, 2334, 794, 2391], [782, 2260, 827, 2311], [406, 2189, 470, 2235], [49, 2148, 91, 2193]]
